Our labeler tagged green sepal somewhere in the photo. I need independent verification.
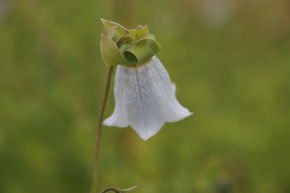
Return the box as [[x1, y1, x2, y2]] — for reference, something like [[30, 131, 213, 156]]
[[136, 33, 161, 54], [123, 33, 161, 65], [124, 44, 153, 65], [100, 34, 127, 66], [101, 18, 129, 42], [129, 25, 149, 41], [100, 19, 161, 67]]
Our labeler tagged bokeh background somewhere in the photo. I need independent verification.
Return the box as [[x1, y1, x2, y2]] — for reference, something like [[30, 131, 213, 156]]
[[1, 0, 290, 193]]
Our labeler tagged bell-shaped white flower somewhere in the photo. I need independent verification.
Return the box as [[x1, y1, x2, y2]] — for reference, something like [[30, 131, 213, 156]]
[[104, 56, 192, 140]]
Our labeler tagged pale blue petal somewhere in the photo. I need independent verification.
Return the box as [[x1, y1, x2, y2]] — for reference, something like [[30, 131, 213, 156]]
[[104, 56, 192, 140]]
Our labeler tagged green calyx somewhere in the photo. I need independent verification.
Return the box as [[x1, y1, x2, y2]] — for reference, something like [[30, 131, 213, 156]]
[[100, 18, 161, 66]]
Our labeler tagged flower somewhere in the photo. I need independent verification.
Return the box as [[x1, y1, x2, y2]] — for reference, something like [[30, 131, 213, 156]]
[[100, 19, 192, 140], [104, 56, 192, 140]]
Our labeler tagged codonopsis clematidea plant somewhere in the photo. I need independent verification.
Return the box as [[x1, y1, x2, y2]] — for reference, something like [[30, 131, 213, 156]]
[[90, 19, 192, 193]]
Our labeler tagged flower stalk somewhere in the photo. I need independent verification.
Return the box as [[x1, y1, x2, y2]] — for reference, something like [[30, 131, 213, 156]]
[[90, 65, 115, 193]]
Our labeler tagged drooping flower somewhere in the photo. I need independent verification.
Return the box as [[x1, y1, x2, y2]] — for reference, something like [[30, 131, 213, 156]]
[[100, 19, 192, 140]]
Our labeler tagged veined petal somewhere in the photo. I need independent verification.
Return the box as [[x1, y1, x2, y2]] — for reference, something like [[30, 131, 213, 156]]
[[103, 65, 129, 128], [151, 56, 192, 123], [104, 56, 192, 140]]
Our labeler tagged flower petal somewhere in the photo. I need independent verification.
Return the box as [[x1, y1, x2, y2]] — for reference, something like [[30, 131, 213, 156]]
[[103, 66, 129, 128], [145, 56, 192, 123], [104, 56, 192, 140]]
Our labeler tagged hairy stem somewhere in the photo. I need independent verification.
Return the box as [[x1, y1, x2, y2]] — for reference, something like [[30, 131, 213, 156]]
[[90, 65, 115, 193]]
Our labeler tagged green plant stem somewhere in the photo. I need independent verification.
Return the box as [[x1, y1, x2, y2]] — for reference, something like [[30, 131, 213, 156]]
[[100, 187, 121, 193], [90, 65, 115, 193]]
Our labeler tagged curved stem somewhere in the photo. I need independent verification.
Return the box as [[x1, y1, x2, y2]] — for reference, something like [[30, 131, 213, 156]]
[[90, 65, 115, 193], [100, 187, 122, 193]]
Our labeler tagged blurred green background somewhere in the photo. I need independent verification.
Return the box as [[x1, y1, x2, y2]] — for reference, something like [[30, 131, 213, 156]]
[[1, 0, 290, 193]]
